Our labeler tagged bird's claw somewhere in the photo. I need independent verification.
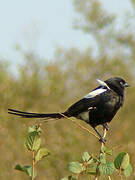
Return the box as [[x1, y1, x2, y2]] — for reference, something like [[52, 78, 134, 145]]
[[103, 123, 109, 131], [99, 137, 106, 144]]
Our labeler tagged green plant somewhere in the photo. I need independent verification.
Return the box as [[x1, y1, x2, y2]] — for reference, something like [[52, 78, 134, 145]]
[[61, 128, 133, 180], [15, 125, 50, 179]]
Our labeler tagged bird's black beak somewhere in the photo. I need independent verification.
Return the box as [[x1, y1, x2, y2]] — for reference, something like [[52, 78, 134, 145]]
[[124, 82, 130, 87]]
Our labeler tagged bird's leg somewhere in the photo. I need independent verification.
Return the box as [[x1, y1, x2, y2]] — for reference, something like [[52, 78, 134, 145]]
[[93, 127, 106, 144], [103, 123, 109, 131]]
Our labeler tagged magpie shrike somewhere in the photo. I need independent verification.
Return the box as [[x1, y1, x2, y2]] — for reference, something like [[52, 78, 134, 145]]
[[8, 77, 129, 143]]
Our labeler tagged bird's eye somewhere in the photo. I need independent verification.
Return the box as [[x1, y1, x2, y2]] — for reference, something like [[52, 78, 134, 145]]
[[120, 81, 124, 86]]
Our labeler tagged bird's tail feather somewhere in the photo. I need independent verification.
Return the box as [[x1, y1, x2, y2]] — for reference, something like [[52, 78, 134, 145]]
[[8, 108, 66, 119]]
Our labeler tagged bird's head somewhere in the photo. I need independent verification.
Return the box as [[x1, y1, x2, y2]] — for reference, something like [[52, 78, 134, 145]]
[[105, 77, 129, 96]]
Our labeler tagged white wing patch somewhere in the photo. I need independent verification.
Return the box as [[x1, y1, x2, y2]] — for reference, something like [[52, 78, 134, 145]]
[[96, 79, 110, 89], [84, 88, 107, 98], [84, 79, 110, 99]]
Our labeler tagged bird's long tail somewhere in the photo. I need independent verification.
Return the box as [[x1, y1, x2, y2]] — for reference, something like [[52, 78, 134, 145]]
[[8, 108, 67, 119]]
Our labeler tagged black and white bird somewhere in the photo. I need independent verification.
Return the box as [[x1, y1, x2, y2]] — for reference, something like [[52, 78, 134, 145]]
[[8, 77, 129, 143]]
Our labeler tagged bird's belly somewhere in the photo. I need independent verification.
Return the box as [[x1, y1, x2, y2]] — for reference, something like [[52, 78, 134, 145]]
[[89, 104, 119, 127], [75, 96, 121, 127]]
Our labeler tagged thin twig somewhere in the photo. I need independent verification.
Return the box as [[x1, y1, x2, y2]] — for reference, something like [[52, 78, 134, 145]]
[[32, 151, 35, 180], [59, 113, 100, 140], [101, 127, 107, 148]]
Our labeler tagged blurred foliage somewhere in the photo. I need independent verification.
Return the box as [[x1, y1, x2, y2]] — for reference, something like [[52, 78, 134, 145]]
[[1, 0, 135, 179]]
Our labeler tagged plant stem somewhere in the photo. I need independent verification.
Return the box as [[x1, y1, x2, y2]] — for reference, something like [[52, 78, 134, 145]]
[[108, 176, 111, 180], [32, 151, 35, 180], [94, 127, 107, 180]]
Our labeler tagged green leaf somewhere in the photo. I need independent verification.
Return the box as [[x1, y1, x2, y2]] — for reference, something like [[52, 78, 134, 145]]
[[15, 164, 25, 171], [24, 165, 37, 178], [104, 148, 112, 156], [105, 149, 113, 156], [82, 152, 91, 162], [28, 125, 41, 133], [101, 146, 107, 153], [25, 131, 41, 152], [101, 146, 112, 155], [35, 147, 50, 163], [114, 152, 130, 170], [15, 164, 37, 178], [99, 161, 115, 175], [87, 158, 94, 165], [121, 153, 130, 170], [123, 164, 133, 177], [87, 164, 100, 176], [67, 162, 83, 174], [99, 153, 106, 164]]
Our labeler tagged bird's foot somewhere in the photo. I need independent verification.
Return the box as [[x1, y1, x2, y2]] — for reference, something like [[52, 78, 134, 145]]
[[103, 123, 109, 131], [99, 137, 106, 144]]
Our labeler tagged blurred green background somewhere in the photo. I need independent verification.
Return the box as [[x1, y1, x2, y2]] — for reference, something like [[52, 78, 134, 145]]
[[1, 0, 135, 179]]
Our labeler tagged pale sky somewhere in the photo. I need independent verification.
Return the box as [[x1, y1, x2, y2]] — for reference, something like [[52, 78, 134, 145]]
[[0, 0, 133, 69]]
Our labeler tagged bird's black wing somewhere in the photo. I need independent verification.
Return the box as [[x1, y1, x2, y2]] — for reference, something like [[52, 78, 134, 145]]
[[65, 87, 109, 117]]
